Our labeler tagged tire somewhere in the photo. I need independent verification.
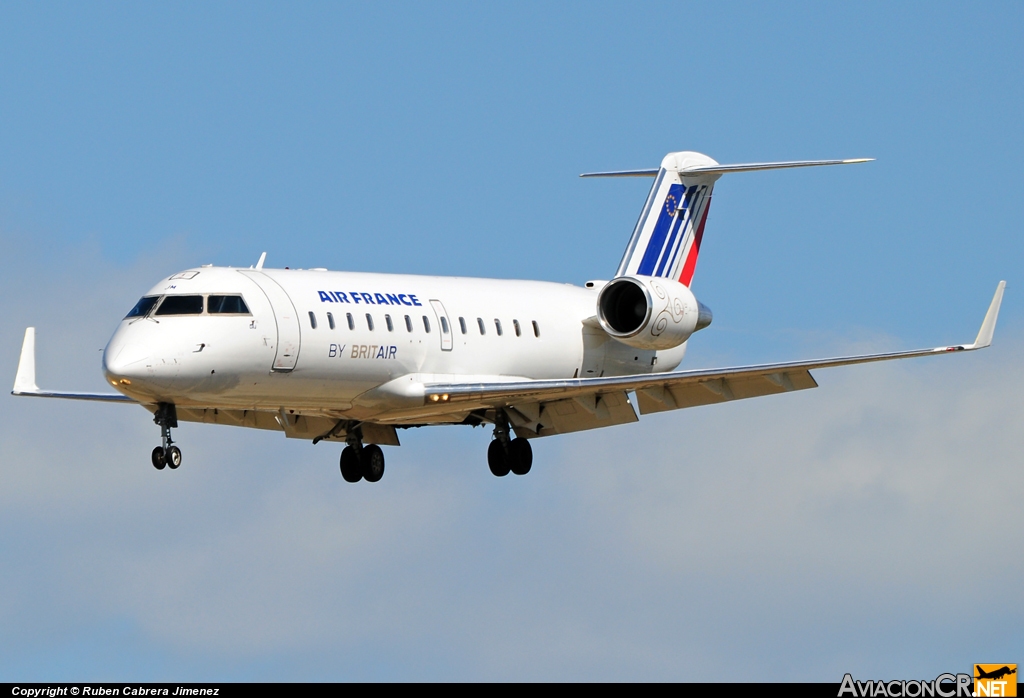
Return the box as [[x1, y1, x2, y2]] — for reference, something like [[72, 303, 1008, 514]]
[[487, 439, 510, 477], [165, 446, 182, 469], [361, 444, 385, 483], [340, 446, 362, 482], [508, 438, 533, 476], [151, 447, 166, 470]]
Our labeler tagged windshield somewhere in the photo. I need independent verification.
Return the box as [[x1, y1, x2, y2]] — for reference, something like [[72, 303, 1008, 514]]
[[207, 295, 250, 314], [154, 295, 204, 316], [125, 296, 159, 319]]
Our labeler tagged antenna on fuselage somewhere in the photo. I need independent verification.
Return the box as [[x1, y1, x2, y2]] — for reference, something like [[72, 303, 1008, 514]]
[[254, 252, 267, 270]]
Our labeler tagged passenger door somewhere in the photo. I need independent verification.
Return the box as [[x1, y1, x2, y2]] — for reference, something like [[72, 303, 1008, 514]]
[[237, 270, 302, 371]]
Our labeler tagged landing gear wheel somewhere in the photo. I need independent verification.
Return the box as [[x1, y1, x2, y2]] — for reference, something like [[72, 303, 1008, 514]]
[[487, 439, 510, 477], [152, 403, 178, 472], [361, 444, 385, 483], [508, 438, 533, 475], [340, 446, 362, 482]]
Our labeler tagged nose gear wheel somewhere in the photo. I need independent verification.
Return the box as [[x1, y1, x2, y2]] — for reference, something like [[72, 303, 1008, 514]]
[[151, 403, 182, 471]]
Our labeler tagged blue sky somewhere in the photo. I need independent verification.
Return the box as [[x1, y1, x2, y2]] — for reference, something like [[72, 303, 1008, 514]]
[[1, 2, 1021, 681]]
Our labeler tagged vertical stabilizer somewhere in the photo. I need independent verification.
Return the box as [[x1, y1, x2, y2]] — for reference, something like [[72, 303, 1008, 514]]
[[615, 151, 720, 287]]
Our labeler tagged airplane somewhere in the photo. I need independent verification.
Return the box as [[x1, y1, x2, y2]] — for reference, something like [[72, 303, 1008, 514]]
[[976, 666, 1016, 681], [974, 663, 1015, 679], [11, 150, 1006, 483]]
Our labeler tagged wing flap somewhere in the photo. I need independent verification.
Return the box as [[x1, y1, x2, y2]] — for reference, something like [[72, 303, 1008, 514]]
[[544, 391, 637, 436], [636, 370, 818, 414]]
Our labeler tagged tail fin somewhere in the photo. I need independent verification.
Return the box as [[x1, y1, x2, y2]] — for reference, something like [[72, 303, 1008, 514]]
[[584, 152, 873, 287], [612, 151, 719, 286]]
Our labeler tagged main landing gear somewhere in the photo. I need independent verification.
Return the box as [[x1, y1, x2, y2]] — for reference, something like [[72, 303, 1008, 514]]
[[151, 402, 182, 471], [339, 429, 385, 483], [488, 409, 532, 477]]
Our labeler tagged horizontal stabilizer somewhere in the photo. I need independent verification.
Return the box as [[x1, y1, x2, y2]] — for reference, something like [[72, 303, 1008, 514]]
[[580, 169, 660, 178], [678, 158, 873, 176], [581, 158, 872, 178]]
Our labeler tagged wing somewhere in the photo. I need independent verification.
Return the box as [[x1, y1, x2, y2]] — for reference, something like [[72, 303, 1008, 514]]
[[11, 328, 137, 403], [421, 282, 1005, 438]]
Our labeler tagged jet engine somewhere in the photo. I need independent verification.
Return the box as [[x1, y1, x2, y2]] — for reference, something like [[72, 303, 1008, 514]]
[[596, 275, 712, 351]]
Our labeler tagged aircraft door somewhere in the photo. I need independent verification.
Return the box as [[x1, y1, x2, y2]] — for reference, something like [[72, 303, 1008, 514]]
[[429, 299, 453, 351], [237, 270, 302, 371]]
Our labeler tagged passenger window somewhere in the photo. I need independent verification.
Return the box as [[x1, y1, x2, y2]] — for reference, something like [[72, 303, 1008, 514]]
[[495, 319, 503, 336], [440, 317, 449, 334], [327, 312, 336, 330], [308, 312, 318, 329], [513, 319, 521, 337], [207, 295, 250, 314], [346, 313, 355, 330], [532, 320, 540, 337], [477, 318, 486, 335], [125, 296, 159, 319], [155, 295, 204, 316], [459, 317, 467, 334], [366, 314, 375, 331], [405, 315, 413, 332], [422, 316, 431, 333], [385, 314, 394, 332]]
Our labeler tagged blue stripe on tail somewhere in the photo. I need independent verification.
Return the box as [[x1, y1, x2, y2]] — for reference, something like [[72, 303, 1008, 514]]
[[654, 185, 697, 276], [636, 183, 684, 276]]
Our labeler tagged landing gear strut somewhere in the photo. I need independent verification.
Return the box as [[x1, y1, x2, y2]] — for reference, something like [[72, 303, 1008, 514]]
[[488, 409, 533, 477], [151, 402, 182, 470], [339, 427, 386, 483]]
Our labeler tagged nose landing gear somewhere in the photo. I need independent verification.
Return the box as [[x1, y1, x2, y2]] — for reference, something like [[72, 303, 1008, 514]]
[[151, 403, 182, 471], [338, 428, 386, 483], [488, 409, 533, 477]]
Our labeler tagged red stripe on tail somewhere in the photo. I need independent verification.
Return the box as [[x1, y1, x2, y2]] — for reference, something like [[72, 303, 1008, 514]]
[[678, 197, 711, 287]]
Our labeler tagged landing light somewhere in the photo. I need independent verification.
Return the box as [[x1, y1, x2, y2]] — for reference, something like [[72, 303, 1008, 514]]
[[428, 394, 450, 402], [119, 379, 132, 386]]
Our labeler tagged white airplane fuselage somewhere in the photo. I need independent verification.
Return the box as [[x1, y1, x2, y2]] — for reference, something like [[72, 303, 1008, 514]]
[[102, 267, 687, 423]]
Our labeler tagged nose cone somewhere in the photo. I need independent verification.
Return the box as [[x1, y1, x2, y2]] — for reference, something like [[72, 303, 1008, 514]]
[[103, 331, 152, 391]]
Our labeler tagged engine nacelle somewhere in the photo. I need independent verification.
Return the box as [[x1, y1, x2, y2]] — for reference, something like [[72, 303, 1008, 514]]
[[596, 275, 712, 351]]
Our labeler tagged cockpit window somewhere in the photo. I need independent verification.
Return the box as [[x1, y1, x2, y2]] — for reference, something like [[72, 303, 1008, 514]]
[[155, 295, 204, 316], [125, 296, 159, 319], [207, 295, 250, 314]]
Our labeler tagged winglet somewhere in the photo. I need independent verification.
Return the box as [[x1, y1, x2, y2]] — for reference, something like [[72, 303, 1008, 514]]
[[13, 327, 39, 394], [970, 281, 1006, 349], [11, 327, 137, 403], [255, 252, 267, 270]]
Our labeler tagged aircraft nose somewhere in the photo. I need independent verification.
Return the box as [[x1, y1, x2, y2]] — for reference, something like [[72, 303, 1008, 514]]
[[103, 337, 151, 388]]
